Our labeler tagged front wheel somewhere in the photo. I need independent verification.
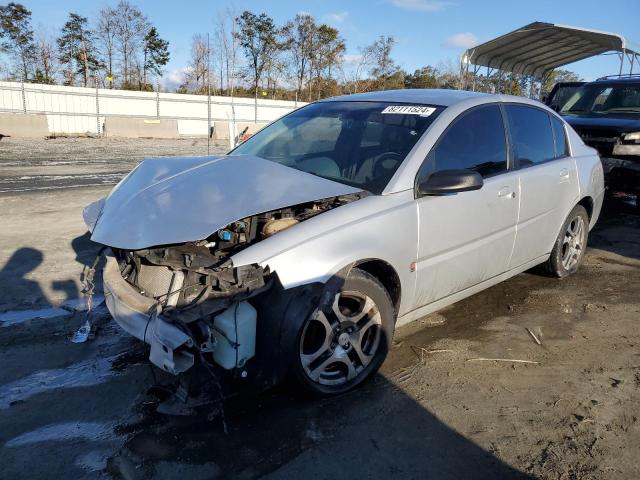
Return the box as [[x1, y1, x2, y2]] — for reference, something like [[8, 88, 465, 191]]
[[293, 269, 395, 395], [544, 204, 589, 278]]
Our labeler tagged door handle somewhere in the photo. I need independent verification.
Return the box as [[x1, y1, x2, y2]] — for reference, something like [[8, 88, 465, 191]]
[[498, 187, 516, 198], [559, 168, 570, 179]]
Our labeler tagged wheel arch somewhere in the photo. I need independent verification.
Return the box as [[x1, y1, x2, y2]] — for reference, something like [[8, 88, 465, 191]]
[[353, 258, 402, 316], [577, 196, 594, 220]]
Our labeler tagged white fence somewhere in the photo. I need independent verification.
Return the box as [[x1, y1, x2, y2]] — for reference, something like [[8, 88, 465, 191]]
[[0, 81, 302, 137]]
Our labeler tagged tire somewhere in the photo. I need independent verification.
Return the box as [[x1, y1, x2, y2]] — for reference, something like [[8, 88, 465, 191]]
[[292, 268, 395, 396], [544, 204, 589, 278]]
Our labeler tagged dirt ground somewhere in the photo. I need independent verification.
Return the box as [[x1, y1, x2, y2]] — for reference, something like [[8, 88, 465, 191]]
[[0, 137, 227, 311], [1, 138, 639, 479]]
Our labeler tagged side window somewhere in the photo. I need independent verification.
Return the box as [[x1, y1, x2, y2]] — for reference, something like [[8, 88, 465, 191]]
[[505, 105, 555, 167], [430, 104, 507, 177], [550, 115, 570, 158]]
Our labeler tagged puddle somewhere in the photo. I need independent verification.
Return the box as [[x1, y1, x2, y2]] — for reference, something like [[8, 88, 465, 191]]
[[0, 307, 70, 327], [75, 448, 112, 472], [0, 296, 105, 328], [5, 421, 117, 447], [0, 356, 119, 409]]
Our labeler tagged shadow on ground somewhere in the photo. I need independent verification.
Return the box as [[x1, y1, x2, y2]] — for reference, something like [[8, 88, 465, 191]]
[[109, 375, 532, 480], [0, 231, 101, 312], [589, 197, 640, 260]]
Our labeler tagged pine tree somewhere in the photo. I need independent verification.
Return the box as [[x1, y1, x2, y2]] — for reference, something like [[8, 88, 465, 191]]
[[143, 26, 169, 88], [0, 2, 36, 80], [57, 13, 102, 87]]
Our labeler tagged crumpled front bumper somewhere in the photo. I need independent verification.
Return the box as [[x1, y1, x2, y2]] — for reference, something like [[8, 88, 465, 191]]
[[103, 254, 195, 374]]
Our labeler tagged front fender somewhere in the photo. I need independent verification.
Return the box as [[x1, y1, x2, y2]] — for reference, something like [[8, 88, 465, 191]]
[[231, 191, 418, 317]]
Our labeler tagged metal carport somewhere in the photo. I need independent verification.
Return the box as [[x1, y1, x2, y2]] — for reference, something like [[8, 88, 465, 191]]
[[459, 21, 640, 93]]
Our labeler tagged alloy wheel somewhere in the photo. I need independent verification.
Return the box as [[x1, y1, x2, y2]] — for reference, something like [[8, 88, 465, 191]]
[[299, 291, 382, 386], [561, 215, 586, 270]]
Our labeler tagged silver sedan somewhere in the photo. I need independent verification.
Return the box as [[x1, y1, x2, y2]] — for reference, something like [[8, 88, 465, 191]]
[[86, 89, 605, 395]]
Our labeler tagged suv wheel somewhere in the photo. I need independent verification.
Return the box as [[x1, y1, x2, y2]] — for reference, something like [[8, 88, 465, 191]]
[[544, 204, 589, 278], [293, 269, 395, 395]]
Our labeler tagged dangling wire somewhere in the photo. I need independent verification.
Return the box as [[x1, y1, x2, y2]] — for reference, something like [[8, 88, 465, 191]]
[[199, 352, 229, 434]]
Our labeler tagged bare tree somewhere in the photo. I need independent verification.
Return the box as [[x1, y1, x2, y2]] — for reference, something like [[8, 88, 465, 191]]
[[364, 35, 399, 89], [262, 50, 287, 98], [180, 34, 210, 93], [96, 6, 117, 87], [35, 27, 58, 83], [282, 14, 315, 101], [213, 7, 241, 137], [113, 0, 148, 88], [215, 7, 240, 96]]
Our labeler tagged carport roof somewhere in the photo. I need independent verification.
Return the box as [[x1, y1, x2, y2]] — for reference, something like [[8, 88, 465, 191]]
[[462, 22, 640, 78]]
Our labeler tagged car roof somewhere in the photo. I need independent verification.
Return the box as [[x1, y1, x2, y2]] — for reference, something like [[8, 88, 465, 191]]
[[589, 77, 640, 86], [319, 88, 492, 107]]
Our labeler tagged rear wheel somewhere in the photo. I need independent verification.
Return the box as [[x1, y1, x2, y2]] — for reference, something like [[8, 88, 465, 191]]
[[293, 269, 395, 395], [544, 205, 589, 277]]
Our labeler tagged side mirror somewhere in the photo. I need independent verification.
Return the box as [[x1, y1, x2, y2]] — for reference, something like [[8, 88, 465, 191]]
[[417, 169, 484, 196]]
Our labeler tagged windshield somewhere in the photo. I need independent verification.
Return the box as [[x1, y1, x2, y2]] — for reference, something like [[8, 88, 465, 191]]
[[561, 83, 640, 115], [230, 101, 444, 194]]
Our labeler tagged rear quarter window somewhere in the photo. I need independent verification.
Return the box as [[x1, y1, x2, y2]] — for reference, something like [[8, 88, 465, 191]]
[[550, 115, 570, 158], [505, 105, 555, 167]]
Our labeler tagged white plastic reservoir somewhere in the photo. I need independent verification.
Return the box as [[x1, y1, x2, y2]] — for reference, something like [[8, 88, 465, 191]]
[[212, 301, 257, 370]]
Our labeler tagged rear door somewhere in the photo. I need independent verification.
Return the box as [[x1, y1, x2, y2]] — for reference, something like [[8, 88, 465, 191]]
[[412, 104, 519, 308], [505, 105, 580, 268]]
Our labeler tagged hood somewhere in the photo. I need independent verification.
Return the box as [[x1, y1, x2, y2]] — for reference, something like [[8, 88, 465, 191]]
[[563, 114, 640, 133], [90, 155, 360, 250]]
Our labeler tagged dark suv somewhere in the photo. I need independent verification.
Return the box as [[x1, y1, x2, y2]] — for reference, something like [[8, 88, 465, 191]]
[[560, 76, 640, 210]]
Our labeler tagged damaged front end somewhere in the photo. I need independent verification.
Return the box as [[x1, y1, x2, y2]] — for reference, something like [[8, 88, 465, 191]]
[[101, 194, 364, 378]]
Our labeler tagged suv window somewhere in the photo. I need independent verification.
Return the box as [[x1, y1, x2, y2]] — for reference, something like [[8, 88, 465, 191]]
[[505, 105, 555, 167], [428, 104, 507, 177], [550, 115, 569, 158]]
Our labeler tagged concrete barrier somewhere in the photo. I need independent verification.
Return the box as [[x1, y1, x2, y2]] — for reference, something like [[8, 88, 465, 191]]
[[0, 113, 49, 138], [213, 121, 268, 141], [104, 117, 179, 138], [213, 121, 230, 140], [236, 122, 267, 137]]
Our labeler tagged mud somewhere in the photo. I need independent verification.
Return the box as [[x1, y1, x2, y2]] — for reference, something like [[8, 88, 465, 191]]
[[0, 200, 638, 479], [1, 137, 639, 478]]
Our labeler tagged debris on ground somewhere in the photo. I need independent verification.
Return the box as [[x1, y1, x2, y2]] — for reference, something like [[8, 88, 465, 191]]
[[526, 327, 543, 345], [467, 358, 539, 365]]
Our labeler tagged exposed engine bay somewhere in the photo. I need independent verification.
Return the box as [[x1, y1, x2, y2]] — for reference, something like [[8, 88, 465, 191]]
[[107, 192, 365, 376]]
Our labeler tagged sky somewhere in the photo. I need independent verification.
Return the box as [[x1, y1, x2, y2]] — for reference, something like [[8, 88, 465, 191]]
[[20, 0, 640, 88]]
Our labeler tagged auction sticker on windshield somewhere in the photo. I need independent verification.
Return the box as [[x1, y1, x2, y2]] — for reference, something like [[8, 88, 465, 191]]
[[381, 105, 436, 116]]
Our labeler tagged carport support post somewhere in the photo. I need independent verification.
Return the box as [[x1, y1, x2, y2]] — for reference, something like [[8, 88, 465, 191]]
[[156, 77, 160, 120], [95, 76, 101, 137], [207, 33, 212, 156], [20, 81, 26, 114]]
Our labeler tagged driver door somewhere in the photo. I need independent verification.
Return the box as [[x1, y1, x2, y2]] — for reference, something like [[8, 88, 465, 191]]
[[412, 104, 519, 309]]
